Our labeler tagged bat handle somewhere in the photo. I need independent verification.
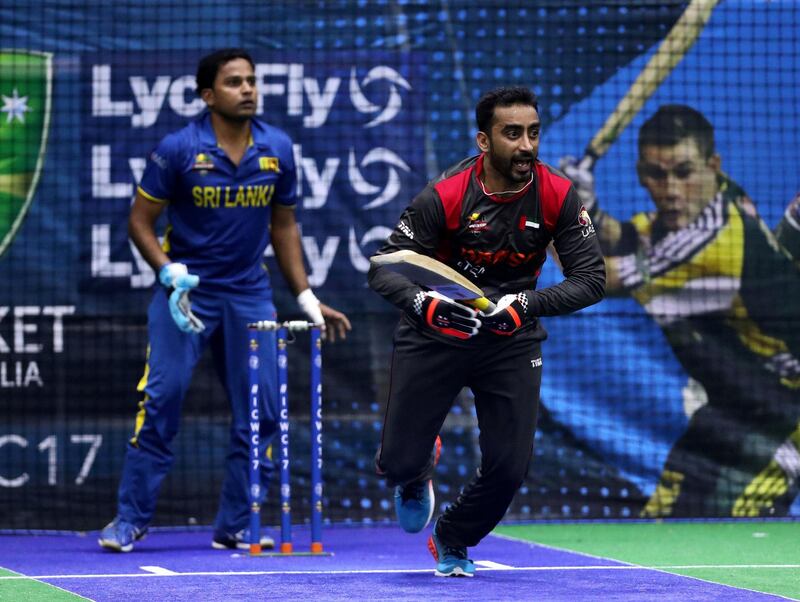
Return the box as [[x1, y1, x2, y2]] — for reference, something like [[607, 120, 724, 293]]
[[468, 297, 496, 314]]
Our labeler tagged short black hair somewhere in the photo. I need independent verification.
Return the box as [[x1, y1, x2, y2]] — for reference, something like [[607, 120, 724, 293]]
[[195, 48, 255, 96], [639, 104, 715, 159], [475, 86, 539, 133]]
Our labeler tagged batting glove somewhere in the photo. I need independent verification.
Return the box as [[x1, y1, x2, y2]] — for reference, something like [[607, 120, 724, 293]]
[[159, 262, 197, 289], [297, 288, 325, 326], [410, 290, 482, 339], [158, 263, 205, 334], [559, 155, 596, 211], [481, 292, 529, 336]]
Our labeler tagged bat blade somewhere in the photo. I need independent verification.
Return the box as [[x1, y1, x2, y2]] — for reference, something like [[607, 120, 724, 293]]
[[371, 250, 495, 312], [585, 0, 720, 165]]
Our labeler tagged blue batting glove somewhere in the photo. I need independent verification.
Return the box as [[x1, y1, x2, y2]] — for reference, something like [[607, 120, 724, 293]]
[[159, 262, 199, 290], [167, 288, 205, 334], [159, 263, 205, 334]]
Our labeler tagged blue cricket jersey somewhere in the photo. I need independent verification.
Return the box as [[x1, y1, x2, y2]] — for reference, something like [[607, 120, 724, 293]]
[[137, 111, 297, 295]]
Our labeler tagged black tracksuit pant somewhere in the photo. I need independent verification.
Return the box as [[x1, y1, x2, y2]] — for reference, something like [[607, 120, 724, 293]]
[[376, 320, 543, 548]]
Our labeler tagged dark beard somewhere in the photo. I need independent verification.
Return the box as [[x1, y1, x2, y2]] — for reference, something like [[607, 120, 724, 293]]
[[490, 153, 533, 184]]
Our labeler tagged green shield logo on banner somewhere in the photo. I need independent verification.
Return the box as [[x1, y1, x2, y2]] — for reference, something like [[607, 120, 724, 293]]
[[0, 50, 52, 257]]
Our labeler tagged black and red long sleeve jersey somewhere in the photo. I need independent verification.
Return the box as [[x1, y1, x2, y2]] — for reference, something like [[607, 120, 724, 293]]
[[368, 154, 606, 342]]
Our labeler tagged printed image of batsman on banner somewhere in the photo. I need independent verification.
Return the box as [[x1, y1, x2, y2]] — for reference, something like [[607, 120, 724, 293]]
[[541, 0, 800, 518], [562, 105, 800, 518]]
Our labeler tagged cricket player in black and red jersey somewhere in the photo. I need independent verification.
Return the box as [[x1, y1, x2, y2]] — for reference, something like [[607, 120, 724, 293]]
[[368, 86, 605, 577]]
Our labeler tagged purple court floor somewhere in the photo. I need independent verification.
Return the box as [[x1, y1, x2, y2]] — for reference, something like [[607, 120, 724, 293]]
[[0, 525, 790, 601]]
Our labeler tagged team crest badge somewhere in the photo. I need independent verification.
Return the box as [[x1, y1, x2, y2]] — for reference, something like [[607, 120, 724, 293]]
[[578, 206, 596, 237], [0, 51, 52, 257], [259, 156, 280, 172], [578, 206, 592, 227]]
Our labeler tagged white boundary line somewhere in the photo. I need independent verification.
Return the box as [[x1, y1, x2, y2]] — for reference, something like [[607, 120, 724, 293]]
[[1, 563, 799, 580]]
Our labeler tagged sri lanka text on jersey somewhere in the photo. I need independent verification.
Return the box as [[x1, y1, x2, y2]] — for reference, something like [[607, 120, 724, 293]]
[[191, 184, 276, 208]]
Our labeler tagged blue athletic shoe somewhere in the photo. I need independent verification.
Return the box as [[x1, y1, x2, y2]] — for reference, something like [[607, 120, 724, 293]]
[[395, 436, 441, 533], [212, 528, 275, 550], [98, 517, 147, 552], [395, 480, 435, 533], [427, 520, 475, 577]]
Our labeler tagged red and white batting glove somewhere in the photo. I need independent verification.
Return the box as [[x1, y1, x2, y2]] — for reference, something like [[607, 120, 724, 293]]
[[410, 291, 482, 339], [481, 292, 529, 336]]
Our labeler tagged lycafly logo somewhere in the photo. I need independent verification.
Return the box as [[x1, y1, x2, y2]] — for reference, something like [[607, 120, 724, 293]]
[[92, 62, 411, 130], [0, 51, 52, 257], [347, 147, 410, 210], [349, 66, 411, 128]]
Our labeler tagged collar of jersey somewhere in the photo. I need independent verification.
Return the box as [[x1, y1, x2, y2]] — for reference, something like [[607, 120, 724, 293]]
[[196, 111, 269, 152], [473, 153, 535, 203]]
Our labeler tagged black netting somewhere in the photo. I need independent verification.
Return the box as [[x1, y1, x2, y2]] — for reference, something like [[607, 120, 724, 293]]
[[2, 1, 799, 531]]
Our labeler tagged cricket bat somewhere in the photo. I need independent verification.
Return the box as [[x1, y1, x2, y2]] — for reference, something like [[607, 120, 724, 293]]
[[581, 0, 720, 170], [370, 249, 496, 313]]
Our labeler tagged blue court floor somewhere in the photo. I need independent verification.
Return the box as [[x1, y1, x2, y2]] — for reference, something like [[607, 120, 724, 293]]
[[0, 525, 791, 601]]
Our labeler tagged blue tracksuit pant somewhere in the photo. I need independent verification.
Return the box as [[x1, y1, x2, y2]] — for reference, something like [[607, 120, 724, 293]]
[[117, 286, 278, 534]]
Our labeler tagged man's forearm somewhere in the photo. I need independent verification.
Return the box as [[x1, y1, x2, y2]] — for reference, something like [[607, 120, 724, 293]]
[[272, 224, 311, 295], [129, 224, 168, 271], [128, 195, 170, 272]]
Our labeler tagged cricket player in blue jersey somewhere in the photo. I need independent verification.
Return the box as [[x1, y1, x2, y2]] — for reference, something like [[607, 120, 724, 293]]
[[99, 49, 351, 552]]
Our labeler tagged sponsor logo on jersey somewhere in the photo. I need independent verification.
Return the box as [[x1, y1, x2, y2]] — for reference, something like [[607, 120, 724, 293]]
[[192, 153, 215, 171], [468, 212, 489, 233], [531, 357, 542, 368], [0, 50, 52, 257], [150, 151, 167, 169], [397, 220, 414, 240], [259, 156, 280, 172], [460, 247, 542, 268]]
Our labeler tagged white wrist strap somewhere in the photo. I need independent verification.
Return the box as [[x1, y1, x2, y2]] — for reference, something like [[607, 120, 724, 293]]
[[296, 288, 319, 306]]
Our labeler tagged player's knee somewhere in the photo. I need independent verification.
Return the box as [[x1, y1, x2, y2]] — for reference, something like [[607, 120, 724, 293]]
[[154, 416, 181, 445], [376, 444, 427, 484], [487, 457, 529, 492]]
